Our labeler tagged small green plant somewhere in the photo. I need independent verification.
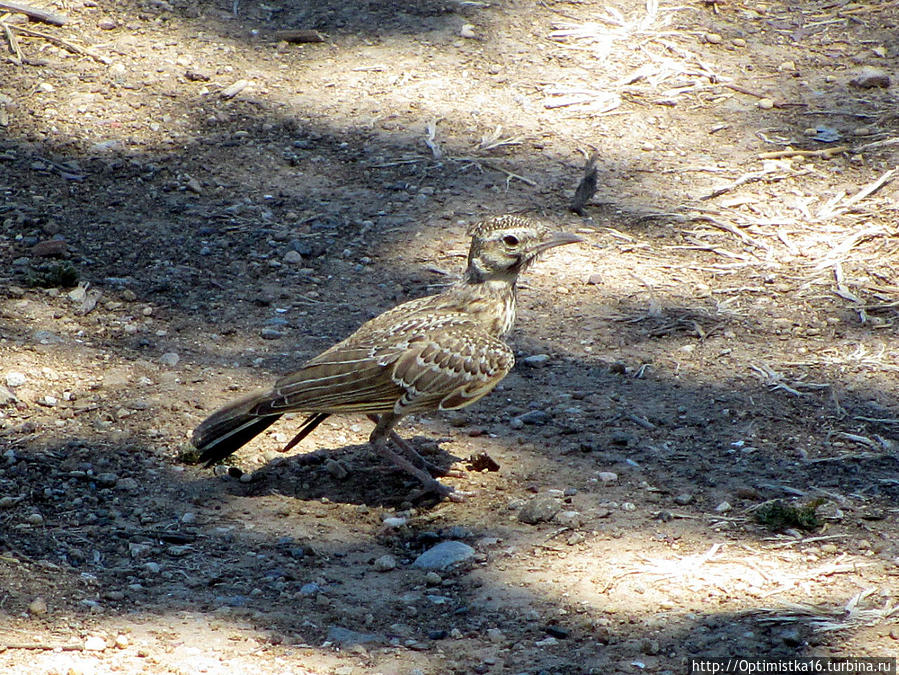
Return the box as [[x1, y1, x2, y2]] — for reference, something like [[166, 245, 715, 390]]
[[755, 498, 826, 531], [25, 262, 79, 288]]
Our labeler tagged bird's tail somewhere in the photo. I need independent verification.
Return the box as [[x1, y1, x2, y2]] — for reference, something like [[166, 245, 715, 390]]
[[192, 391, 282, 467]]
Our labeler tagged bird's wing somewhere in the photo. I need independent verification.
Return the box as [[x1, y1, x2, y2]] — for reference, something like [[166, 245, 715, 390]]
[[246, 316, 513, 417], [257, 343, 407, 414], [390, 324, 514, 414]]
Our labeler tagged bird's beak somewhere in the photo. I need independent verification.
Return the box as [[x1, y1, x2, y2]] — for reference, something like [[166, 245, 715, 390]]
[[531, 231, 583, 256]]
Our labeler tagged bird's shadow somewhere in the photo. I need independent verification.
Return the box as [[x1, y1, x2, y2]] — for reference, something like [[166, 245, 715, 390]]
[[217, 436, 467, 508]]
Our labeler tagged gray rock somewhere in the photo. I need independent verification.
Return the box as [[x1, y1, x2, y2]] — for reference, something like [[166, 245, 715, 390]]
[[5, 372, 26, 388], [95, 472, 118, 488], [0, 385, 16, 405], [522, 353, 551, 367], [260, 327, 284, 340], [159, 352, 180, 368], [674, 493, 694, 505], [518, 496, 561, 524], [283, 250, 303, 264], [849, 67, 890, 89], [518, 410, 552, 425], [373, 554, 397, 572], [327, 626, 381, 647], [412, 541, 475, 570]]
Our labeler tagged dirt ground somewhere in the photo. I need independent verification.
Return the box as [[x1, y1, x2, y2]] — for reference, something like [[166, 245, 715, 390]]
[[1, 0, 898, 672]]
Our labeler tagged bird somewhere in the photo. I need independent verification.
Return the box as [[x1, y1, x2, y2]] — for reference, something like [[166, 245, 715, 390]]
[[191, 215, 581, 497]]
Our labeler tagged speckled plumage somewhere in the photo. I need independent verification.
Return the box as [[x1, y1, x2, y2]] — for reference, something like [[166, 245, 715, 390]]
[[192, 215, 581, 496]]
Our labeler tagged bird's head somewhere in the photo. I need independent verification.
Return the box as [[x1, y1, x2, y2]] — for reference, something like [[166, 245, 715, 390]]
[[465, 215, 582, 283]]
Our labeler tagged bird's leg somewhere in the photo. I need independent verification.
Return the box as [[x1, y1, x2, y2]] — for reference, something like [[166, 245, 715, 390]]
[[369, 413, 453, 496], [366, 414, 447, 477]]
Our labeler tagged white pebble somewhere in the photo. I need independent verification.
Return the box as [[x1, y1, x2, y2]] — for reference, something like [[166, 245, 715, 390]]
[[597, 471, 618, 483], [5, 372, 26, 387]]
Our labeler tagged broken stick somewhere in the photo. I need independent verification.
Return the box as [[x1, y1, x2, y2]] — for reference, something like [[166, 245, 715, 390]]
[[0, 1, 67, 26]]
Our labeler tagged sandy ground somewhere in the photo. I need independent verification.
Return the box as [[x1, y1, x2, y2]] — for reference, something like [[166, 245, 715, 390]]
[[1, 0, 898, 672]]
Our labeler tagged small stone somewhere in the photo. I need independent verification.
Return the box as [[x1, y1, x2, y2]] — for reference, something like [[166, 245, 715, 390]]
[[509, 417, 525, 430], [373, 554, 397, 572], [424, 571, 442, 585], [159, 352, 180, 368], [28, 597, 48, 615], [674, 493, 694, 505], [567, 532, 585, 545], [83, 635, 107, 651], [327, 626, 380, 647], [732, 38, 746, 47], [849, 67, 890, 89], [180, 512, 196, 524], [715, 500, 732, 513], [704, 32, 722, 44], [31, 239, 68, 257], [284, 250, 303, 264], [299, 582, 320, 596], [5, 372, 26, 388], [117, 477, 140, 491], [522, 354, 551, 367], [486, 628, 505, 642], [98, 18, 117, 29], [0, 386, 15, 405], [25, 512, 44, 525], [757, 98, 775, 110], [382, 516, 407, 528], [114, 634, 130, 649], [586, 273, 603, 285], [324, 459, 348, 480], [518, 496, 561, 524], [518, 410, 551, 425], [460, 23, 477, 39], [597, 471, 618, 483], [260, 327, 284, 340], [554, 510, 583, 527], [412, 541, 475, 570], [95, 473, 118, 488]]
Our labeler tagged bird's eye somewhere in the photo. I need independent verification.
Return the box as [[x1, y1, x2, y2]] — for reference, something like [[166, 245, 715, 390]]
[[502, 234, 519, 247]]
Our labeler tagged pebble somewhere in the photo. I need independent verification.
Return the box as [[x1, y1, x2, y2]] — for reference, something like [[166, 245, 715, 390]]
[[518, 496, 561, 524], [326, 626, 380, 647], [373, 554, 397, 572], [586, 273, 603, 285], [28, 597, 48, 615], [83, 636, 107, 651], [299, 582, 320, 596], [522, 354, 551, 367], [117, 477, 139, 491], [412, 541, 475, 570], [486, 628, 505, 642], [757, 98, 775, 110], [159, 352, 180, 367], [0, 385, 16, 404], [5, 372, 26, 388], [25, 512, 44, 525], [260, 327, 284, 340], [704, 32, 722, 44], [95, 472, 118, 488], [849, 67, 890, 89], [517, 410, 552, 426], [180, 512, 196, 524], [424, 571, 442, 585], [674, 493, 694, 505], [460, 23, 477, 39], [284, 250, 303, 264], [324, 459, 348, 480], [98, 18, 117, 29], [114, 634, 130, 649], [715, 500, 732, 513], [597, 471, 618, 483], [554, 510, 583, 527], [382, 516, 407, 528]]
